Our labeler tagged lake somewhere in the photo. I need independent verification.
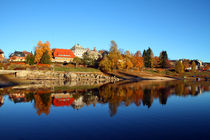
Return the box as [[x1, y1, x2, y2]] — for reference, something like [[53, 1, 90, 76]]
[[0, 80, 210, 140]]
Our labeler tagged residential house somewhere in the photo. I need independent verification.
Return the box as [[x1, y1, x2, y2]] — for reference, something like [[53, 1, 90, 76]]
[[9, 93, 27, 103], [52, 48, 75, 63], [9, 51, 31, 62], [0, 49, 4, 61], [71, 44, 88, 58]]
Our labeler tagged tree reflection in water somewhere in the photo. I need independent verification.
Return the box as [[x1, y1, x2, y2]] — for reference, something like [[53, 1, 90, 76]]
[[0, 80, 210, 116]]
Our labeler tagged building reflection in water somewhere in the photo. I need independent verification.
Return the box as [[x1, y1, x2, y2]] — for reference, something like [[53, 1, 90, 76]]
[[0, 80, 210, 117]]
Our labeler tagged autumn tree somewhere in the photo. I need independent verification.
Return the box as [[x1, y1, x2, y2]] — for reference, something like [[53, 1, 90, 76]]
[[99, 40, 123, 72], [109, 40, 123, 70], [124, 50, 133, 70], [191, 61, 197, 73], [35, 41, 52, 64], [159, 51, 169, 68], [143, 47, 154, 68], [99, 56, 112, 72], [133, 50, 144, 70], [153, 56, 160, 68], [175, 60, 184, 74]]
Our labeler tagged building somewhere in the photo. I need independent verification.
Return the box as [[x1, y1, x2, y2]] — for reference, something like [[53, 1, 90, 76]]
[[71, 44, 88, 58], [84, 47, 102, 60], [9, 93, 27, 103], [0, 49, 4, 61], [51, 93, 74, 107], [52, 48, 75, 63], [9, 51, 29, 62]]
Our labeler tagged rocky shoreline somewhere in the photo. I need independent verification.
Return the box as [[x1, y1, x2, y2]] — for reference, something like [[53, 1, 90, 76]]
[[0, 70, 120, 82]]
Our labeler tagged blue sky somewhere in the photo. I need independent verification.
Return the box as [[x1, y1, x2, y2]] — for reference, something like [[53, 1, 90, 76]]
[[0, 0, 210, 62]]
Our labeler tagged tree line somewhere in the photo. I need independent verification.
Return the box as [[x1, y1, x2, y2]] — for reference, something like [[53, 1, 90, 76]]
[[25, 40, 197, 73]]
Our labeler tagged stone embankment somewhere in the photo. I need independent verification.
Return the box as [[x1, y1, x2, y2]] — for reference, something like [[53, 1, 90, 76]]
[[0, 70, 119, 82]]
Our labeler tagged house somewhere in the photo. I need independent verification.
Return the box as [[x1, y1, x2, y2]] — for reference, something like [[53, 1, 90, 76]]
[[71, 44, 88, 58], [52, 48, 75, 63], [192, 60, 203, 69], [0, 49, 4, 61], [9, 51, 30, 62], [22, 51, 32, 57], [84, 47, 102, 60], [51, 93, 74, 107], [9, 93, 27, 103]]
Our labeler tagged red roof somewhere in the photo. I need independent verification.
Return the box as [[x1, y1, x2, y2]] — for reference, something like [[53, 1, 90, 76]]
[[53, 98, 74, 107], [0, 49, 3, 53], [53, 49, 75, 58]]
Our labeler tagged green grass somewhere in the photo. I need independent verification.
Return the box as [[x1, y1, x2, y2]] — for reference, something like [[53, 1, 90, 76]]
[[54, 66, 101, 72]]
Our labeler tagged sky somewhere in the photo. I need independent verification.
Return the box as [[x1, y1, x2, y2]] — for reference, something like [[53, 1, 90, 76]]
[[0, 0, 210, 62]]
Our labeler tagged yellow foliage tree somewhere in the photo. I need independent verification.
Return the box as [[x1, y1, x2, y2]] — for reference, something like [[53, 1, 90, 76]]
[[35, 40, 52, 63], [124, 50, 133, 70]]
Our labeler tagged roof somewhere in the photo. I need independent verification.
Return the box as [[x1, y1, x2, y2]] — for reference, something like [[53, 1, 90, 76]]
[[10, 51, 25, 57], [0, 49, 3, 53], [71, 44, 87, 50], [53, 48, 75, 58], [53, 98, 74, 107], [22, 51, 32, 56]]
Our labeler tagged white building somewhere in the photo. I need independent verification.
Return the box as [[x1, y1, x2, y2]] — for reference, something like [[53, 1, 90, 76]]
[[84, 47, 102, 60], [71, 44, 88, 58]]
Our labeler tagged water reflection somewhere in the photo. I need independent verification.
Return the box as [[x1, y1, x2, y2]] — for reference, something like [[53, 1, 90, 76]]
[[0, 80, 210, 117]]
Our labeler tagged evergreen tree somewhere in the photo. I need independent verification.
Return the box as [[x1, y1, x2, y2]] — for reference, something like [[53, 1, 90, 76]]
[[143, 48, 154, 68], [25, 55, 30, 64], [29, 54, 35, 65], [159, 51, 169, 68], [40, 50, 51, 64]]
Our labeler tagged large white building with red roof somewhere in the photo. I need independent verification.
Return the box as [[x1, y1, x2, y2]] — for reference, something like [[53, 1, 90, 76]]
[[52, 48, 75, 63]]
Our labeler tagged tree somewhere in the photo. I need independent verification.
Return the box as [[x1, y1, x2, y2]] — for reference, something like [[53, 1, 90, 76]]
[[159, 51, 169, 68], [99, 56, 112, 72], [40, 50, 51, 64], [143, 48, 154, 68], [25, 55, 30, 64], [133, 50, 144, 70], [109, 40, 123, 70], [191, 61, 197, 73], [99, 40, 123, 71], [25, 53, 35, 65], [73, 57, 82, 67], [124, 50, 133, 70], [29, 54, 35, 65], [175, 61, 184, 74], [153, 56, 160, 68], [82, 53, 95, 66], [35, 40, 52, 64]]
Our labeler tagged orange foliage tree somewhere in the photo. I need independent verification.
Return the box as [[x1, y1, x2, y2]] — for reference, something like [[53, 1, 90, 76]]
[[133, 51, 144, 70], [35, 41, 52, 64], [124, 50, 133, 70]]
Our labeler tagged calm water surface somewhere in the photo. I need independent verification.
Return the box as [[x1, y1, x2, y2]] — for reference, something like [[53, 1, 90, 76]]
[[0, 80, 210, 140]]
